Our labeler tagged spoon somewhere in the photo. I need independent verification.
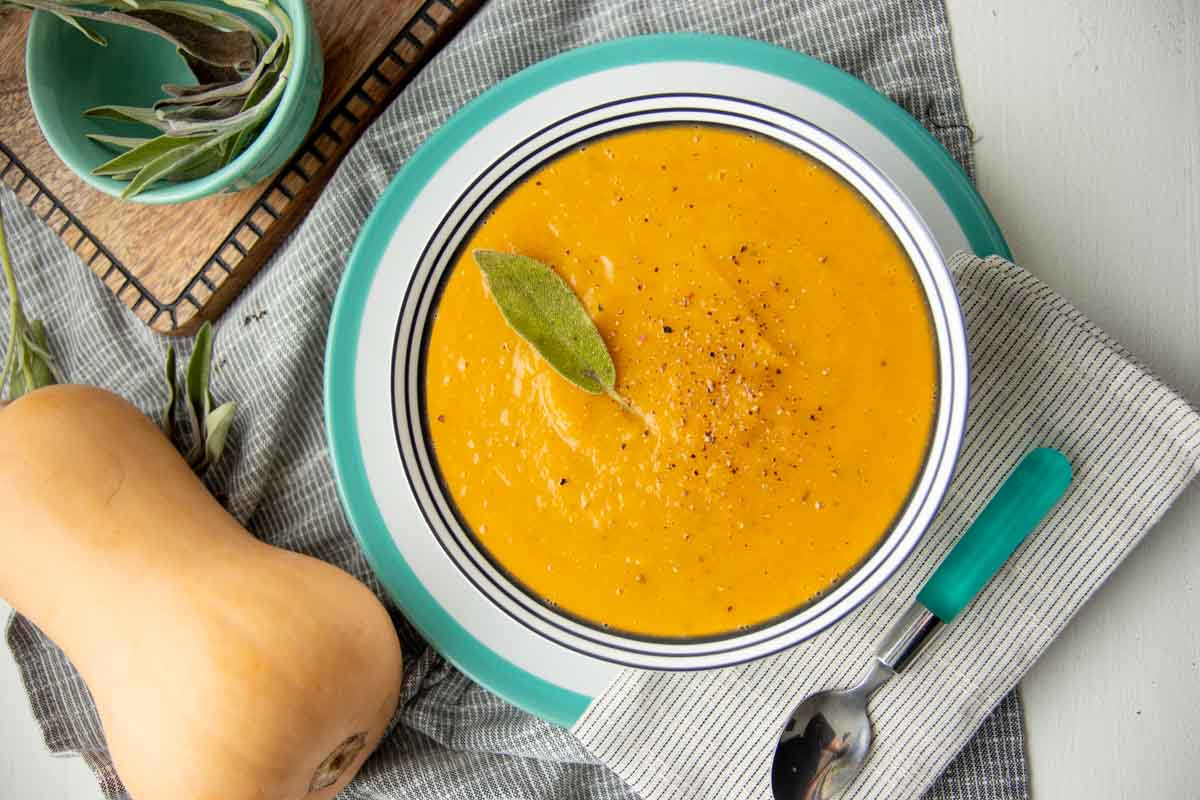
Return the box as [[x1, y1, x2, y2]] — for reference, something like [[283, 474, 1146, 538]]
[[772, 447, 1073, 800]]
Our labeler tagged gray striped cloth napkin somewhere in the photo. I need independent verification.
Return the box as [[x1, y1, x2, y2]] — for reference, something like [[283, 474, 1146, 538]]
[[571, 252, 1200, 800]]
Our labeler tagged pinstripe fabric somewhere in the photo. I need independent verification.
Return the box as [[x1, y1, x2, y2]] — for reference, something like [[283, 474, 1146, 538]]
[[571, 254, 1200, 800], [0, 1, 1095, 798]]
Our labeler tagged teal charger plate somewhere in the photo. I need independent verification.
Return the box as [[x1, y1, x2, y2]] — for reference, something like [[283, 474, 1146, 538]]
[[325, 34, 1010, 727], [25, 0, 323, 204]]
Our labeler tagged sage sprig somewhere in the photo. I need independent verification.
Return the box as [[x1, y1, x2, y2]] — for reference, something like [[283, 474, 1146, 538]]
[[162, 321, 237, 472], [473, 250, 651, 426], [0, 204, 234, 472], [0, 204, 61, 404], [2, 0, 293, 199]]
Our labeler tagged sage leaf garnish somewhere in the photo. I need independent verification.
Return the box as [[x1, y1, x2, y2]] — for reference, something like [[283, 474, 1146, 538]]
[[474, 250, 614, 393], [3, 0, 294, 199], [473, 250, 651, 426]]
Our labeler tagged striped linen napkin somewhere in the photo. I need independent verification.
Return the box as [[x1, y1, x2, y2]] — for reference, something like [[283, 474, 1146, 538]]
[[572, 252, 1200, 800]]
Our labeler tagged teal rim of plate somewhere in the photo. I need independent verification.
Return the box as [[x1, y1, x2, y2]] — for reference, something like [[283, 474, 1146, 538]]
[[324, 33, 1011, 729]]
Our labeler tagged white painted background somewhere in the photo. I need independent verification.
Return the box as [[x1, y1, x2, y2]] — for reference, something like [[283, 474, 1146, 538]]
[[2, 1, 1197, 797], [947, 1, 1200, 798]]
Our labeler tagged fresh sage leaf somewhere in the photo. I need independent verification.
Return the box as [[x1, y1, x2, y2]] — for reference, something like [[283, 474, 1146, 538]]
[[51, 11, 107, 45], [186, 320, 214, 422], [155, 93, 249, 117], [160, 95, 272, 136], [162, 80, 230, 98], [118, 130, 232, 198], [178, 48, 242, 86], [224, 40, 285, 162], [182, 321, 215, 467], [156, 32, 278, 109], [7, 329, 33, 400], [22, 320, 59, 387], [474, 250, 616, 394], [162, 344, 177, 435], [121, 141, 202, 198], [127, 8, 258, 69], [143, 2, 268, 49], [0, 204, 60, 403], [19, 1, 256, 66], [87, 133, 154, 153], [92, 133, 208, 177], [7, 364, 27, 401], [203, 400, 236, 467], [84, 104, 171, 131], [157, 97, 246, 123], [166, 149, 225, 181], [27, 330, 59, 393], [183, 388, 204, 466], [163, 320, 237, 471], [9, 321, 58, 400]]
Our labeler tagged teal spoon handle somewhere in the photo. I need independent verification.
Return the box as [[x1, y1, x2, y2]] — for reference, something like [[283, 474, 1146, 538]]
[[874, 448, 1072, 675], [918, 447, 1073, 623]]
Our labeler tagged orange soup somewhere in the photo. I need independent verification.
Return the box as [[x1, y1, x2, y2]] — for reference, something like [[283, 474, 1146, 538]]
[[424, 125, 935, 637]]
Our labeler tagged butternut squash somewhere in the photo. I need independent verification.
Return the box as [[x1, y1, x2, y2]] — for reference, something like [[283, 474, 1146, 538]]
[[0, 385, 403, 800]]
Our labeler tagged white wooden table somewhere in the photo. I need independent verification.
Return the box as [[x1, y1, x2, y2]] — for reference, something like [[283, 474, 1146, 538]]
[[2, 2, 1197, 797], [948, 1, 1200, 797]]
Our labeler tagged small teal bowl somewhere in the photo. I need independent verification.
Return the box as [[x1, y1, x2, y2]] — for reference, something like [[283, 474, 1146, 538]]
[[25, 0, 322, 204]]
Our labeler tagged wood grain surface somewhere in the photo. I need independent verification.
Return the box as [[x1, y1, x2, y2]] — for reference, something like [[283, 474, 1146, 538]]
[[0, 0, 481, 335]]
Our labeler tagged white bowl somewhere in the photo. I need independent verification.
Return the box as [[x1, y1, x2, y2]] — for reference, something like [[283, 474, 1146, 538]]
[[326, 34, 1004, 725]]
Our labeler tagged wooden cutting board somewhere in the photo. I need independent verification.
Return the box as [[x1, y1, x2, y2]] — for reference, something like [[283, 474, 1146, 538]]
[[0, 0, 481, 335]]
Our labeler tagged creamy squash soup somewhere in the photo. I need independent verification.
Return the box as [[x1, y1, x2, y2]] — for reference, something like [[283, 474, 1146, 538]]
[[424, 124, 935, 638]]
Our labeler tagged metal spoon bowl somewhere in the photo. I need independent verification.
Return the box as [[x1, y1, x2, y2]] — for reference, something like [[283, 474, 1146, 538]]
[[771, 610, 930, 800], [772, 666, 883, 800]]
